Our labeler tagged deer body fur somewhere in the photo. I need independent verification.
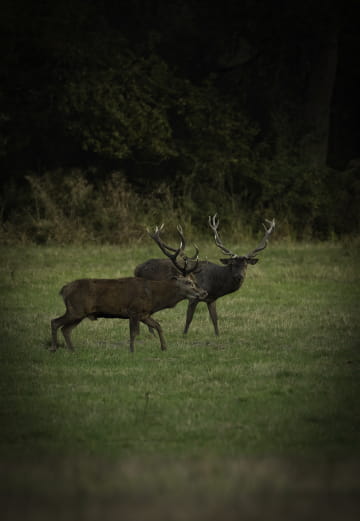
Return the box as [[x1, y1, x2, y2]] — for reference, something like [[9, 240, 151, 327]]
[[135, 216, 275, 335], [51, 276, 206, 352]]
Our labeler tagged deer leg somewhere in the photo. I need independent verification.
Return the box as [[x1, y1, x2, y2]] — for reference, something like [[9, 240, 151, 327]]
[[183, 300, 198, 334], [129, 316, 139, 353], [61, 319, 83, 351], [148, 325, 156, 336], [142, 317, 167, 351], [51, 314, 69, 351], [207, 301, 219, 336]]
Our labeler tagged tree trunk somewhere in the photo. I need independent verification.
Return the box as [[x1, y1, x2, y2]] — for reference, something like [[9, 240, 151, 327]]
[[301, 19, 339, 168]]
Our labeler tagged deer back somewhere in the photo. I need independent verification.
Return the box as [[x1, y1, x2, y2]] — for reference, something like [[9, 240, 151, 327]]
[[60, 276, 204, 318], [134, 257, 246, 301], [60, 278, 146, 317], [135, 258, 180, 280]]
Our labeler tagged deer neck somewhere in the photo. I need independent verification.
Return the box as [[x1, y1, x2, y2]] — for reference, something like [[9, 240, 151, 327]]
[[151, 280, 184, 312], [201, 263, 246, 298]]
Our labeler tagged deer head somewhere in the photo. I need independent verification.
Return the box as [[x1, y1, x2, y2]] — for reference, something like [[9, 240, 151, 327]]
[[208, 214, 275, 280]]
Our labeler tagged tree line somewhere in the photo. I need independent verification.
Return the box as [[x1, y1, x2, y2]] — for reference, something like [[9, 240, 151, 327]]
[[1, 0, 359, 242]]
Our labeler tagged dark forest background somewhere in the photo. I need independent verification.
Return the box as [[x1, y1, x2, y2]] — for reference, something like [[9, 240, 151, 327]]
[[1, 0, 359, 243]]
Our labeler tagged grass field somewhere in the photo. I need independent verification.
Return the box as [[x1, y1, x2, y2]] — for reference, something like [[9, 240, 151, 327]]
[[1, 239, 360, 520]]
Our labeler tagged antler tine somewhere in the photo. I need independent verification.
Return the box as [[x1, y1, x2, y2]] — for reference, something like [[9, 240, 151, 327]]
[[177, 224, 199, 260], [189, 243, 199, 260], [148, 224, 198, 276], [247, 218, 276, 258], [183, 255, 199, 275], [208, 214, 237, 258], [177, 224, 200, 273], [148, 224, 181, 258], [176, 225, 186, 253]]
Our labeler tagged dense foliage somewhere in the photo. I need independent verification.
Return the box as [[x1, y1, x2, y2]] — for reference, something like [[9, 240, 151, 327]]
[[1, 0, 359, 242]]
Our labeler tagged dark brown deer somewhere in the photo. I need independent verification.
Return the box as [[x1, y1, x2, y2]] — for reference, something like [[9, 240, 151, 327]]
[[135, 216, 275, 335], [51, 225, 207, 352]]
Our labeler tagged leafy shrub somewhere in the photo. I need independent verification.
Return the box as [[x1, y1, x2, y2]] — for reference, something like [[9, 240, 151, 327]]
[[0, 160, 359, 245], [0, 171, 187, 245]]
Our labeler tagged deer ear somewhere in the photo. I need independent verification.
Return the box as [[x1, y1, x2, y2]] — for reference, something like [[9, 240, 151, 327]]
[[248, 258, 259, 265]]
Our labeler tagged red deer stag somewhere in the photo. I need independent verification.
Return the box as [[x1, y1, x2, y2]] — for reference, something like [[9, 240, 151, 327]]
[[50, 225, 207, 352], [135, 216, 275, 335]]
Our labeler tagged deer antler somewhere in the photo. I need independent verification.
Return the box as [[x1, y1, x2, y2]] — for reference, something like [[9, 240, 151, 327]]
[[148, 224, 199, 276], [246, 218, 276, 258], [177, 225, 199, 261], [208, 214, 237, 258]]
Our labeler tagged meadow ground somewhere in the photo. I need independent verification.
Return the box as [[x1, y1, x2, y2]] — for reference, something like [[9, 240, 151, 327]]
[[0, 239, 359, 520]]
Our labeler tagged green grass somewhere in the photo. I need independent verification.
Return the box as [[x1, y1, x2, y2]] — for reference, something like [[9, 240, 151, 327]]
[[1, 241, 360, 520]]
